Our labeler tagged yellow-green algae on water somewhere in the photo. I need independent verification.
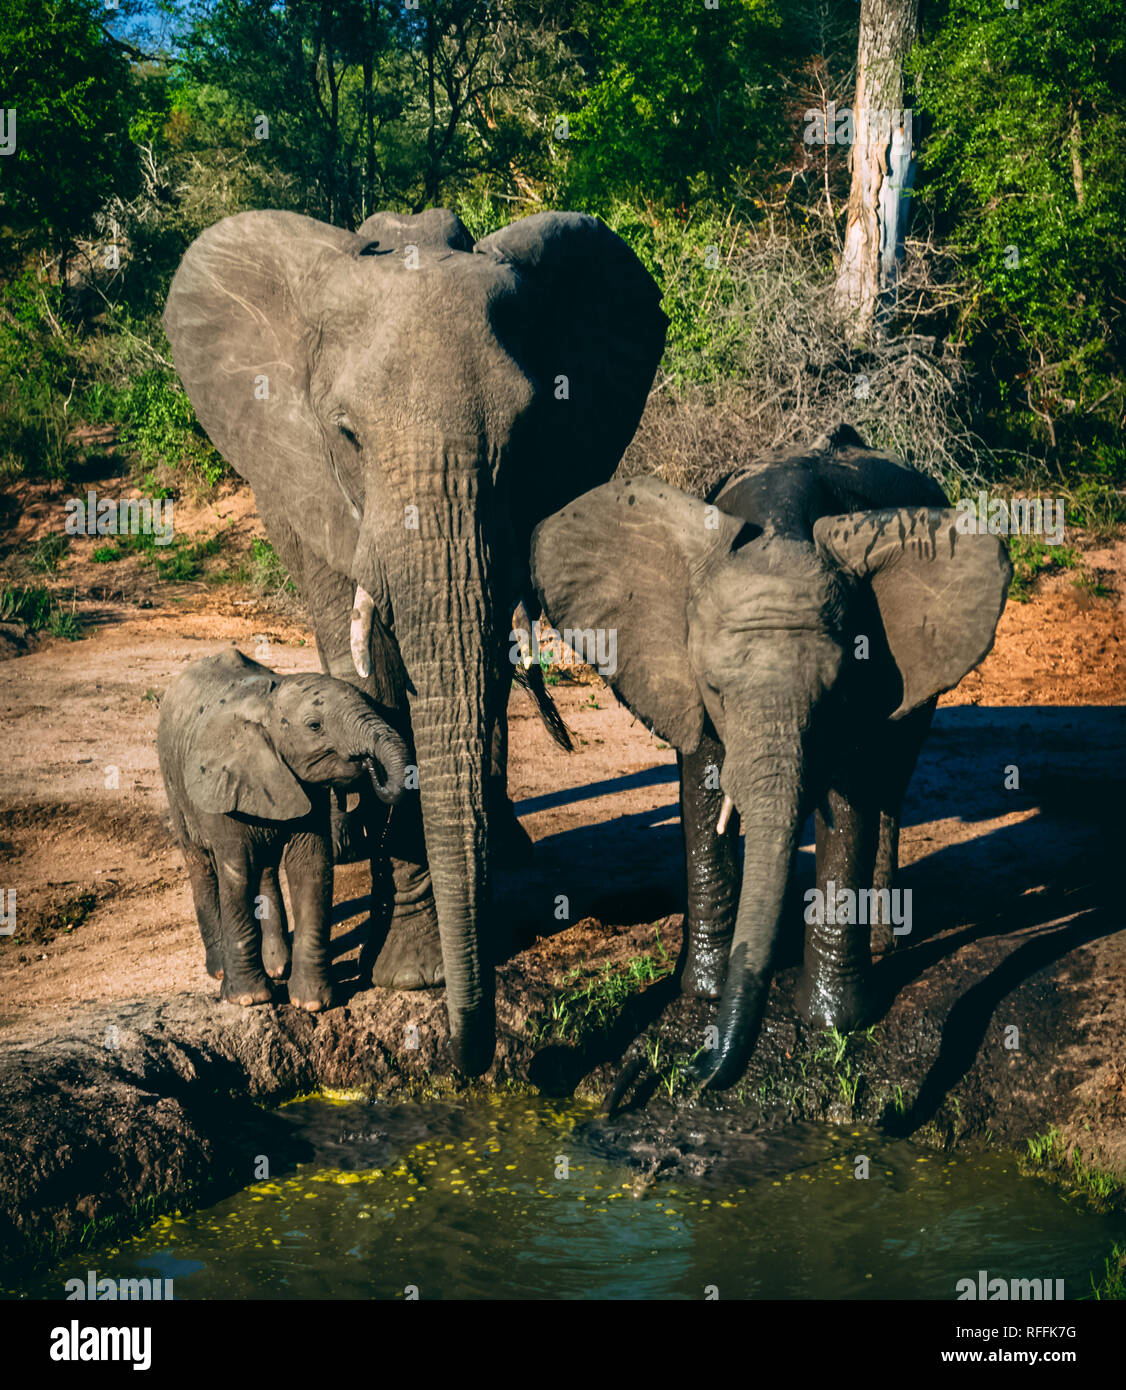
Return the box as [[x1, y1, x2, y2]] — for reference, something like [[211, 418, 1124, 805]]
[[10, 1095, 1126, 1300]]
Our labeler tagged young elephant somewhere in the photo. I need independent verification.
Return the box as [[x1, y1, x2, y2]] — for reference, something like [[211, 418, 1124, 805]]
[[158, 648, 408, 1009], [531, 430, 1012, 1087]]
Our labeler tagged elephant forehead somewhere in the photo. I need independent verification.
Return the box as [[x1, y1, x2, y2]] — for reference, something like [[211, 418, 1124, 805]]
[[316, 249, 520, 326], [693, 551, 848, 634]]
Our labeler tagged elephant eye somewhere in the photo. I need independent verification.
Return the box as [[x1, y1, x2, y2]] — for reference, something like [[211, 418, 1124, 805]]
[[337, 421, 360, 449], [306, 719, 322, 732]]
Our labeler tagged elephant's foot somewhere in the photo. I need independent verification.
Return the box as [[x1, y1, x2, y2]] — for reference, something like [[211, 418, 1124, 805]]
[[679, 933, 732, 999], [288, 972, 333, 1012], [793, 968, 874, 1033], [219, 973, 273, 1006], [261, 933, 291, 980], [369, 900, 444, 990]]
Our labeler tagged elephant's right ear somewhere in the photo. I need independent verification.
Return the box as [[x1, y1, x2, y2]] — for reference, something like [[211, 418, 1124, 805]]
[[163, 210, 366, 558], [531, 477, 744, 753], [184, 712, 311, 821]]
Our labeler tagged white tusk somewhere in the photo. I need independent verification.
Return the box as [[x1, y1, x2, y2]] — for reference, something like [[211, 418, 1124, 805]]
[[716, 794, 734, 836], [350, 586, 375, 679]]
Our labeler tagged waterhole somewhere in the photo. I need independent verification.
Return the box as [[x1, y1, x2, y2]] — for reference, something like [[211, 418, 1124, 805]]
[[12, 1095, 1126, 1299]]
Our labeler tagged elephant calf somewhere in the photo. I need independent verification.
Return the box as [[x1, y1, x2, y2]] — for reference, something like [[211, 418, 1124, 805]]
[[532, 428, 1012, 1087], [158, 648, 408, 1009]]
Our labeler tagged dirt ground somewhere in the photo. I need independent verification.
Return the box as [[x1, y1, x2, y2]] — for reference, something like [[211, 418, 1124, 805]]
[[1, 473, 1124, 1179]]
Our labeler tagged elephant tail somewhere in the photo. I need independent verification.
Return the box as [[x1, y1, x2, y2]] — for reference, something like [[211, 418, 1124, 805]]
[[514, 662, 574, 752]]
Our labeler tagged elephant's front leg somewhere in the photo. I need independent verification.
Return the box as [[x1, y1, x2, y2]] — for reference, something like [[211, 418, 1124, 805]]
[[214, 844, 273, 1006], [870, 702, 934, 955], [678, 734, 741, 998], [283, 830, 335, 1012], [258, 860, 291, 979], [794, 766, 880, 1032]]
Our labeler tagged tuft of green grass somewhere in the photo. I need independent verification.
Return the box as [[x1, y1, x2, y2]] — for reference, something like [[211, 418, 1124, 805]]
[[0, 585, 84, 639], [531, 926, 672, 1045], [1024, 1127, 1125, 1210], [1085, 1243, 1126, 1301], [28, 534, 69, 573], [1007, 537, 1080, 602]]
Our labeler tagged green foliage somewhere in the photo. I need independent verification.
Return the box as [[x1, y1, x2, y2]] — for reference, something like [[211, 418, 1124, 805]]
[[0, 275, 80, 480], [83, 371, 225, 487], [0, 584, 83, 638], [0, 0, 139, 261], [245, 538, 294, 595], [532, 929, 672, 1045], [1086, 1243, 1126, 1300], [913, 0, 1126, 476], [561, 0, 793, 206], [1007, 536, 1079, 602]]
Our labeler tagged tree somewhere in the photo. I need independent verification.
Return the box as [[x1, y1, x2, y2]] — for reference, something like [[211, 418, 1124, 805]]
[[832, 0, 920, 339], [0, 0, 139, 276]]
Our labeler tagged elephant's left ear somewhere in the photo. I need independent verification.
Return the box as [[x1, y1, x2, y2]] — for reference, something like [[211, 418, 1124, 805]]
[[474, 213, 668, 521], [185, 713, 312, 821], [814, 508, 1012, 717]]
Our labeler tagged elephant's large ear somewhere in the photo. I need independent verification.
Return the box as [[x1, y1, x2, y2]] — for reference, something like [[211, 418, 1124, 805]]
[[531, 477, 745, 752], [814, 508, 1012, 717], [163, 210, 366, 560], [185, 712, 311, 821], [474, 213, 668, 529]]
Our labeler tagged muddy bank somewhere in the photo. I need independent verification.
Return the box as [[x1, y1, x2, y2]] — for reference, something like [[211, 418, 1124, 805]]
[[2, 718, 1123, 1271], [1, 482, 1124, 1270]]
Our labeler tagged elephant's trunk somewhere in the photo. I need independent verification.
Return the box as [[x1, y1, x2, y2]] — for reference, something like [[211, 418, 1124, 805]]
[[353, 717, 409, 806], [702, 719, 807, 1089], [353, 440, 499, 1075]]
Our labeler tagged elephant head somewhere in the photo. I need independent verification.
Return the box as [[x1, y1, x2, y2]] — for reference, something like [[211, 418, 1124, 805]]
[[531, 476, 1011, 1086], [163, 209, 666, 1073], [184, 651, 409, 819]]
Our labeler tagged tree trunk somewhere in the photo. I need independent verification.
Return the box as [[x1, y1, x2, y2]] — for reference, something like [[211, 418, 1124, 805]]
[[833, 0, 920, 341]]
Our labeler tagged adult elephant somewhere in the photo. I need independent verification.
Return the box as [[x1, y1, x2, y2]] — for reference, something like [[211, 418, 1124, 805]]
[[163, 207, 667, 1075], [531, 429, 1011, 1087]]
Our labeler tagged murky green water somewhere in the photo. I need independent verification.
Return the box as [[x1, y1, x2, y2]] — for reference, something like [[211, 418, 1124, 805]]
[[12, 1095, 1126, 1299]]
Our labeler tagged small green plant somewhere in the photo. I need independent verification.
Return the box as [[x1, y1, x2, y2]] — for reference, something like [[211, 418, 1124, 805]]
[[1026, 1126, 1063, 1166], [1085, 1243, 1126, 1301], [826, 1027, 850, 1066], [837, 1061, 860, 1107], [0, 585, 84, 639], [246, 537, 295, 596], [531, 928, 673, 1045], [29, 534, 69, 573], [1007, 536, 1080, 602], [538, 649, 561, 686]]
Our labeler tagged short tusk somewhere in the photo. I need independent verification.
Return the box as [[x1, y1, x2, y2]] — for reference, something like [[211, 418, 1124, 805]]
[[716, 794, 734, 836], [350, 586, 375, 679]]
